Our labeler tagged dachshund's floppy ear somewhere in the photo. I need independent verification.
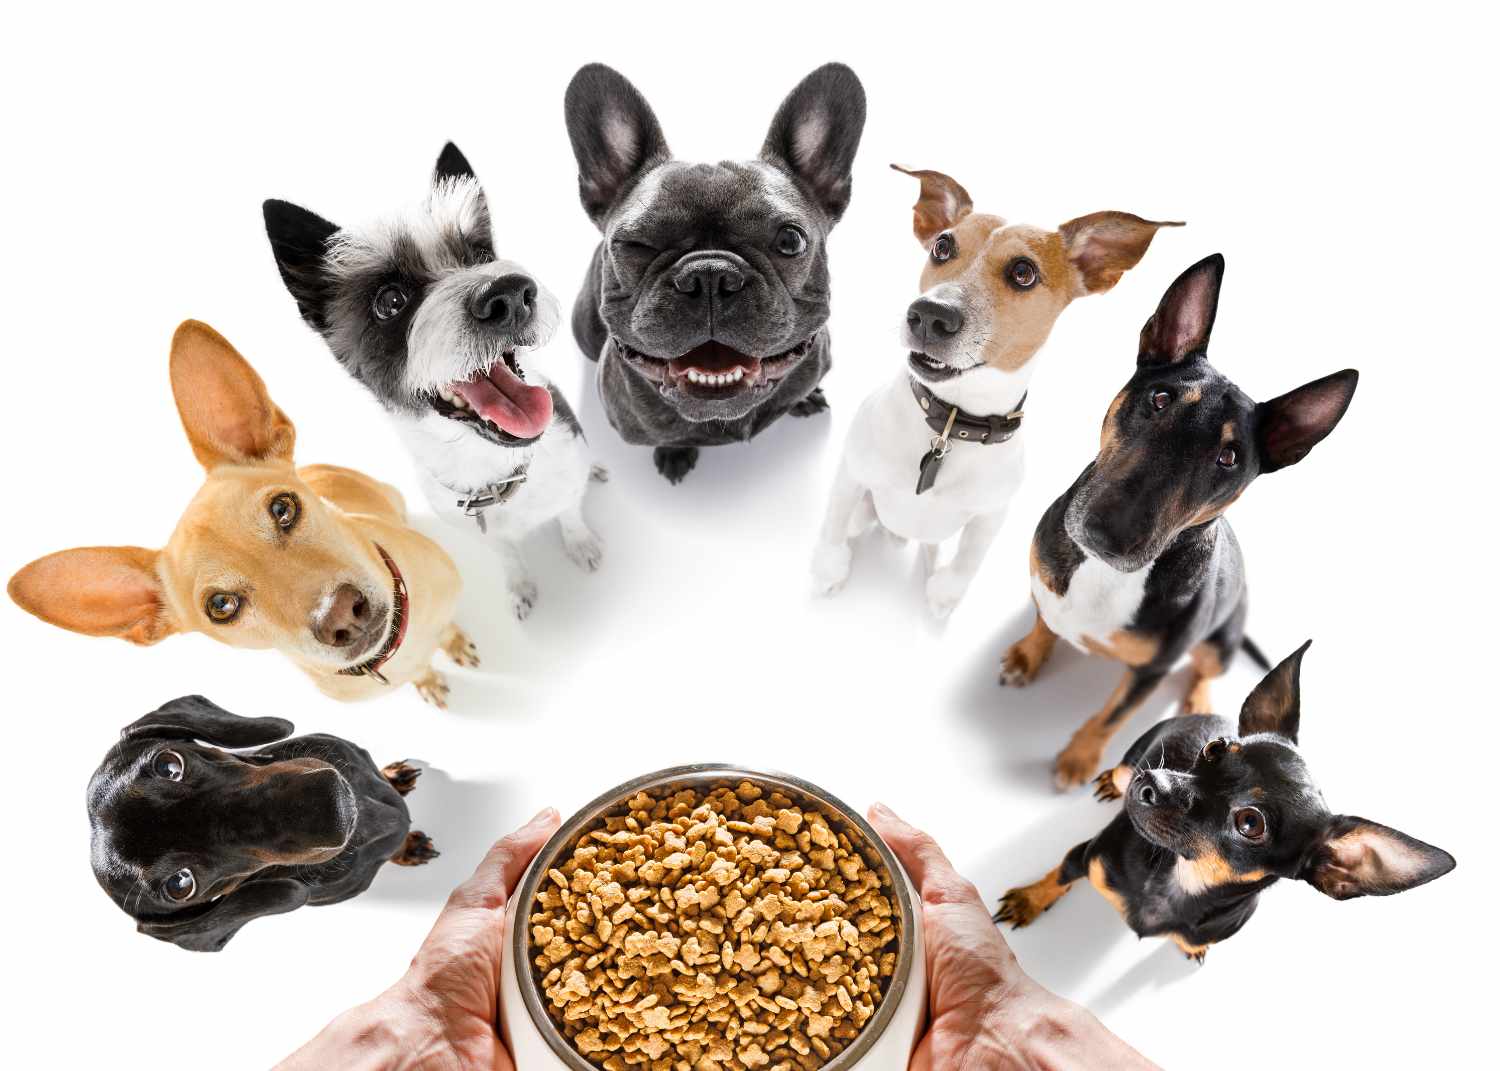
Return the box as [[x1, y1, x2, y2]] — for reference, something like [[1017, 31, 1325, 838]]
[[137, 879, 310, 952], [122, 696, 293, 748]]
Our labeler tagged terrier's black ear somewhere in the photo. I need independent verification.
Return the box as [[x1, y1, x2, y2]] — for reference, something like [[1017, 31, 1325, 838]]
[[762, 63, 867, 223], [1300, 816, 1455, 901], [1256, 369, 1359, 473], [434, 142, 477, 183], [121, 696, 294, 749], [262, 199, 339, 331], [136, 878, 311, 951], [564, 64, 670, 228], [1138, 253, 1224, 366], [1238, 640, 1311, 743]]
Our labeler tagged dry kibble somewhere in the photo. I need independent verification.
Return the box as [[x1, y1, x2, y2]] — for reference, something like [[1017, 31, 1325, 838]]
[[531, 783, 900, 1070]]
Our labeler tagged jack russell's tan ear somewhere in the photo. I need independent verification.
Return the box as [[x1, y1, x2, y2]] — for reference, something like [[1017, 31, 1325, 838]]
[[891, 164, 974, 244], [1059, 212, 1183, 295], [170, 320, 296, 469], [8, 546, 176, 645]]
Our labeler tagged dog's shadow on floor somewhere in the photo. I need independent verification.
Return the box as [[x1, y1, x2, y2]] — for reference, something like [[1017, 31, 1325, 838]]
[[365, 765, 517, 904]]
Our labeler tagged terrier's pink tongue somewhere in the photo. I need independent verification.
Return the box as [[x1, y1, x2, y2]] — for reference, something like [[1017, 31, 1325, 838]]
[[452, 361, 552, 439]]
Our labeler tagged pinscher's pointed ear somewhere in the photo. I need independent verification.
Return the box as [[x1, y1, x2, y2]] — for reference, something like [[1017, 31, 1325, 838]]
[[262, 199, 339, 331], [761, 63, 866, 222], [890, 164, 973, 245], [1059, 213, 1183, 295], [137, 878, 311, 952], [1138, 253, 1224, 366], [1256, 369, 1359, 473], [564, 64, 670, 228], [121, 696, 294, 747], [1300, 816, 1455, 901], [9, 546, 175, 645], [1239, 640, 1311, 742], [170, 320, 296, 469]]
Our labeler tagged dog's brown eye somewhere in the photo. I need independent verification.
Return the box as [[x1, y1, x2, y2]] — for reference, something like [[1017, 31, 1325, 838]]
[[373, 284, 408, 321], [1202, 738, 1228, 762], [152, 750, 185, 781], [1217, 445, 1239, 469], [269, 492, 300, 531], [1151, 389, 1172, 411], [1233, 807, 1267, 840], [164, 868, 196, 901], [1007, 257, 1039, 290], [205, 591, 242, 623], [774, 224, 808, 257], [932, 233, 956, 263]]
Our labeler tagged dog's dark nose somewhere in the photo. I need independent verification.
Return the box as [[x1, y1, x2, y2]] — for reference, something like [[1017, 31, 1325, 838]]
[[469, 273, 537, 329], [907, 297, 964, 339], [311, 584, 374, 649], [1134, 777, 1159, 807], [671, 255, 745, 298]]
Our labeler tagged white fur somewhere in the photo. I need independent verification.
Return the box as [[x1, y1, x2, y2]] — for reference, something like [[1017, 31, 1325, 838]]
[[1031, 551, 1153, 653]]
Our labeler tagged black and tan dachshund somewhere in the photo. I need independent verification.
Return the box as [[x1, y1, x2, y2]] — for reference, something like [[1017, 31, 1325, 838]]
[[1000, 253, 1360, 788], [997, 643, 1455, 961], [88, 695, 437, 951]]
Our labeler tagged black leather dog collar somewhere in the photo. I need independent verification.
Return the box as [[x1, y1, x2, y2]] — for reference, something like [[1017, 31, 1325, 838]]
[[910, 378, 1026, 495]]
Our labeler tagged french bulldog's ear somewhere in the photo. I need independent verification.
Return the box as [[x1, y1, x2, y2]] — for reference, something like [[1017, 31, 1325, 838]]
[[1138, 253, 1224, 366], [434, 141, 477, 183], [890, 165, 973, 244], [564, 64, 670, 228], [1059, 213, 1184, 295], [170, 320, 296, 469], [137, 878, 311, 952], [763, 63, 867, 222], [1300, 816, 1455, 901], [1256, 369, 1359, 473], [8, 546, 175, 646], [121, 696, 294, 748], [1238, 640, 1311, 743], [262, 199, 339, 331]]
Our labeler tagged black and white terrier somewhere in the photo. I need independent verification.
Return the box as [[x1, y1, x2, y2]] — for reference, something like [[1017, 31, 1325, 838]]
[[263, 144, 604, 620]]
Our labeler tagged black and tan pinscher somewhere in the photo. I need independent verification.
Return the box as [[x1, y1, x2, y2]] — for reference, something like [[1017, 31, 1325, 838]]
[[996, 643, 1455, 961], [88, 696, 437, 951], [1000, 253, 1360, 789]]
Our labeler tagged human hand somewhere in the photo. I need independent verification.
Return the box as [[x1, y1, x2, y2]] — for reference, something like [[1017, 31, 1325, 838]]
[[867, 804, 1158, 1071], [277, 808, 561, 1071]]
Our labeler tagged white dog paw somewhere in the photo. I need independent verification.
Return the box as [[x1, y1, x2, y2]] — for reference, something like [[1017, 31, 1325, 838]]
[[925, 568, 970, 619], [811, 542, 853, 596], [510, 580, 539, 620], [565, 532, 604, 573]]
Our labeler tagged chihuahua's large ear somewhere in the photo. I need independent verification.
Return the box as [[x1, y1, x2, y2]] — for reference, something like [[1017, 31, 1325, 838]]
[[1256, 369, 1359, 473], [565, 64, 670, 228], [763, 64, 867, 223], [262, 199, 339, 331], [890, 165, 973, 245], [121, 695, 294, 747], [8, 546, 174, 645], [137, 878, 311, 952], [170, 320, 296, 469], [1238, 639, 1311, 742], [1300, 816, 1455, 901], [1060, 213, 1183, 295], [1138, 253, 1224, 366]]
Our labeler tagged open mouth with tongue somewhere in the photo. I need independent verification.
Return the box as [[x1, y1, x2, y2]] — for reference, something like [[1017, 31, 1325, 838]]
[[433, 350, 553, 444], [615, 337, 813, 399]]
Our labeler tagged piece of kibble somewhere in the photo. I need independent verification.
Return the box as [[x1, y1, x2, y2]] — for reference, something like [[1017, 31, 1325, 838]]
[[530, 784, 900, 1070]]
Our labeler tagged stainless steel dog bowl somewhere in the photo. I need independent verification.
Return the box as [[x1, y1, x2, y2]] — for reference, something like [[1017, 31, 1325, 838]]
[[501, 764, 926, 1070]]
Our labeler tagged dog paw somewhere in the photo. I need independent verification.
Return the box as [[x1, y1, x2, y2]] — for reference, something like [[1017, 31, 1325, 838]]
[[589, 463, 610, 483], [564, 532, 604, 573], [998, 643, 1042, 687], [1182, 678, 1215, 716], [1054, 743, 1104, 791], [925, 567, 970, 619], [811, 542, 852, 596], [993, 887, 1044, 928], [392, 830, 440, 866], [1093, 766, 1129, 802], [414, 671, 450, 709], [511, 579, 539, 620], [443, 627, 480, 668], [790, 388, 829, 417], [654, 446, 700, 483], [381, 760, 422, 796]]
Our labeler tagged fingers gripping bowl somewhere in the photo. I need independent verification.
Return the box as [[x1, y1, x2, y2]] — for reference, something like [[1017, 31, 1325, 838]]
[[502, 766, 926, 1070]]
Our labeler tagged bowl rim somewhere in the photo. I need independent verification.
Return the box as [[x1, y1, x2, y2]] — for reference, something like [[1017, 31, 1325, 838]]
[[510, 762, 919, 1070]]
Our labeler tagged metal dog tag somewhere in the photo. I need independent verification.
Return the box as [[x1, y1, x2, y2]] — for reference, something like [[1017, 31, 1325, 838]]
[[915, 407, 957, 495]]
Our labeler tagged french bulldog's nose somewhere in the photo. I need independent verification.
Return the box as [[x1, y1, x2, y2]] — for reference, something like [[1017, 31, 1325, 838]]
[[470, 274, 537, 329], [672, 255, 745, 297], [907, 297, 964, 339], [311, 584, 374, 649]]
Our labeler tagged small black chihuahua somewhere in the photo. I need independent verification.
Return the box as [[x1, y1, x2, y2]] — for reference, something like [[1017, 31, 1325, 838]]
[[88, 696, 436, 951], [996, 644, 1455, 961]]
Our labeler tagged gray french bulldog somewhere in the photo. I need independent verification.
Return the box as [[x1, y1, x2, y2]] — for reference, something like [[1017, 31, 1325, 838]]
[[564, 62, 867, 482]]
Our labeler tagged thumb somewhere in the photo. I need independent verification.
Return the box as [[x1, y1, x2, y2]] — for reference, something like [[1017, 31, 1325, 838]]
[[446, 807, 561, 913], [867, 802, 977, 907]]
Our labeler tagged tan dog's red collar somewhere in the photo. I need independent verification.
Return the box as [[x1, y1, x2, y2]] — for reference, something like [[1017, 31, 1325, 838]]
[[338, 545, 409, 684]]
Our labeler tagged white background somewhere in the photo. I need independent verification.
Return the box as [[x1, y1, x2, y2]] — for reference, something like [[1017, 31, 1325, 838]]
[[2, 3, 1493, 1067]]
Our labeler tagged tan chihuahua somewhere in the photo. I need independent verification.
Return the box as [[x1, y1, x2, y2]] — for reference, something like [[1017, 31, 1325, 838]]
[[8, 321, 472, 706]]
